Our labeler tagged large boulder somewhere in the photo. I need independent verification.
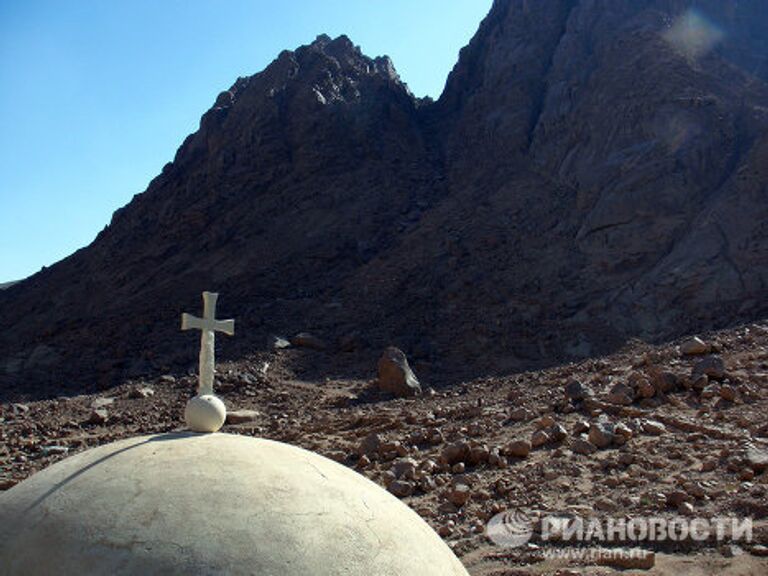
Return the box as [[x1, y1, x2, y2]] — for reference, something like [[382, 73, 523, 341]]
[[376, 347, 422, 398]]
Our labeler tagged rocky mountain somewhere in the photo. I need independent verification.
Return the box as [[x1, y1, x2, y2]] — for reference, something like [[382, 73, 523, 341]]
[[2, 0, 768, 399]]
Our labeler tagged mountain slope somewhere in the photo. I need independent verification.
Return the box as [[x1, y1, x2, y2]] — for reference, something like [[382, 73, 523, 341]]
[[2, 0, 768, 398]]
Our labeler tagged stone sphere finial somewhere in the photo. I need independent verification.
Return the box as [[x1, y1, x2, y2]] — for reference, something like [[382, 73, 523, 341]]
[[185, 394, 226, 433]]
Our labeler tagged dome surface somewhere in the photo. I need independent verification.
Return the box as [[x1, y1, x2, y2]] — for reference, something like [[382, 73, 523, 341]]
[[0, 433, 469, 575]]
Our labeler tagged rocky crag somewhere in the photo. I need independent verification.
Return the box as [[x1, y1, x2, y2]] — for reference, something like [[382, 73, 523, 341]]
[[2, 0, 768, 398]]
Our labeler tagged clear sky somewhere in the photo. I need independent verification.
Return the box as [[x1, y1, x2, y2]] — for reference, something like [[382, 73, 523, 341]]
[[0, 0, 492, 283]]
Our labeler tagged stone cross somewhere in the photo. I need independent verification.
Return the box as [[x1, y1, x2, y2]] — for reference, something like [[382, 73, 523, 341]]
[[181, 292, 235, 395]]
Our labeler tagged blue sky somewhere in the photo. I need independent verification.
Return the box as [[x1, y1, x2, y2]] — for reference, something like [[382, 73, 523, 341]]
[[0, 0, 492, 282]]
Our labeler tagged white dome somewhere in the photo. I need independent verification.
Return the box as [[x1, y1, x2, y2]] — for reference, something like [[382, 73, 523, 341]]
[[0, 433, 468, 575]]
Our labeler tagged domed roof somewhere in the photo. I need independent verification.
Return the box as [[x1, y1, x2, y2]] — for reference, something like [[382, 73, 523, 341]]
[[0, 433, 468, 575]]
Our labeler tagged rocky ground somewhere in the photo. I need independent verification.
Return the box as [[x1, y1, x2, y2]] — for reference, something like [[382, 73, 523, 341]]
[[3, 322, 768, 575]]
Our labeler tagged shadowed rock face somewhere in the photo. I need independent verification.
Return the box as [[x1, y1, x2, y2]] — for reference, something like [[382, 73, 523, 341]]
[[2, 1, 768, 397]]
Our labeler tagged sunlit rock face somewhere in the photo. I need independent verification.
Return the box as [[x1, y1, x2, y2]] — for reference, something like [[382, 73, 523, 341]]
[[1, 1, 768, 395]]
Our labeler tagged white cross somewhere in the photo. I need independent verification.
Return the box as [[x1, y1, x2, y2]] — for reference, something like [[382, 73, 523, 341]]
[[181, 292, 235, 395]]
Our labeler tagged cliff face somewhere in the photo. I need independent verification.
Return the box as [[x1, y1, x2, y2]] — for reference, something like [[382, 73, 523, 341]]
[[2, 1, 768, 397]]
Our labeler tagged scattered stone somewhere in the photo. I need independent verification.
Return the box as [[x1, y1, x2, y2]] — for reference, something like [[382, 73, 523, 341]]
[[358, 433, 382, 457], [128, 387, 155, 399], [693, 356, 726, 381], [388, 480, 415, 498], [607, 383, 635, 406], [159, 374, 176, 383], [535, 415, 556, 429], [270, 336, 291, 350], [565, 380, 590, 402], [508, 407, 533, 421], [613, 423, 633, 440], [678, 502, 695, 515], [571, 437, 598, 455], [573, 421, 590, 435], [376, 347, 422, 397], [594, 497, 617, 511], [505, 440, 532, 458], [442, 442, 470, 465], [446, 484, 471, 507], [290, 332, 326, 350], [467, 443, 490, 465], [681, 337, 711, 356], [91, 397, 114, 409], [745, 445, 768, 473], [636, 378, 656, 399], [719, 385, 737, 402], [588, 423, 615, 449], [392, 458, 418, 480], [549, 424, 568, 443], [226, 409, 260, 425], [641, 420, 666, 436], [665, 490, 691, 508], [751, 545, 768, 557], [531, 430, 551, 448], [88, 408, 109, 425]]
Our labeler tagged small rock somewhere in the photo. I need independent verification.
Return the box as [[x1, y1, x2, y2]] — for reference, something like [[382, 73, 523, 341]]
[[693, 356, 726, 381], [451, 462, 466, 474], [358, 433, 382, 457], [505, 440, 532, 458], [226, 409, 260, 425], [750, 545, 768, 557], [681, 337, 711, 356], [535, 415, 556, 429], [128, 387, 155, 399], [270, 335, 291, 350], [508, 407, 533, 421], [565, 380, 591, 402], [678, 502, 695, 516], [573, 421, 590, 435], [666, 490, 691, 507], [641, 420, 666, 436], [160, 374, 176, 383], [588, 423, 615, 449], [745, 444, 768, 473], [290, 332, 327, 350], [614, 423, 633, 440], [88, 408, 109, 425], [607, 383, 635, 406], [719, 385, 737, 402], [442, 442, 470, 465], [549, 424, 568, 442], [446, 484, 471, 507], [637, 378, 656, 399], [594, 497, 617, 512], [571, 437, 598, 455], [376, 347, 422, 397], [91, 397, 115, 409], [388, 480, 415, 498], [392, 458, 418, 480], [531, 430, 551, 448]]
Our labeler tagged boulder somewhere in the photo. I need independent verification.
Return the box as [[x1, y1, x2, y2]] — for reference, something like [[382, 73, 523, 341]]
[[376, 347, 422, 397]]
